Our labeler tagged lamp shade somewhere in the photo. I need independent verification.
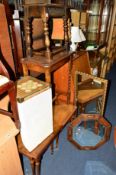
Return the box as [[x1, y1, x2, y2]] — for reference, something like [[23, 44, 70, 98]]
[[70, 26, 86, 51], [71, 26, 86, 43], [79, 28, 86, 42]]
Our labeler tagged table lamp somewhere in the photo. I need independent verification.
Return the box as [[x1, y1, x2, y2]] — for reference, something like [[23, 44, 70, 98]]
[[70, 26, 86, 51]]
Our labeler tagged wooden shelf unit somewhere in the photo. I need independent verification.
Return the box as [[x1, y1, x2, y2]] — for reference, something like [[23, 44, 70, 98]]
[[107, 0, 116, 70]]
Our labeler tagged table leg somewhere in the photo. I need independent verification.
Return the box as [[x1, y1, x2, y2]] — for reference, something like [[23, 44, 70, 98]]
[[35, 160, 41, 175], [45, 70, 51, 83]]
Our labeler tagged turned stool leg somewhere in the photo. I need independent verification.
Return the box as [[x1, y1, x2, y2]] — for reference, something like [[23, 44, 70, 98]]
[[55, 135, 59, 149], [79, 104, 87, 128], [114, 127, 116, 148], [77, 103, 86, 114], [30, 159, 35, 175], [50, 142, 54, 155], [96, 97, 103, 115], [50, 136, 59, 154], [35, 160, 41, 175], [94, 120, 99, 135]]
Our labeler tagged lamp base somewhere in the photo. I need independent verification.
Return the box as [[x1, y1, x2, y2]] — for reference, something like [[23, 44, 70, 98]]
[[70, 42, 78, 52]]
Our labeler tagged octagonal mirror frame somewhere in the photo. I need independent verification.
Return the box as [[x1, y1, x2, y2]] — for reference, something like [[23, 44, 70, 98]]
[[67, 114, 111, 150]]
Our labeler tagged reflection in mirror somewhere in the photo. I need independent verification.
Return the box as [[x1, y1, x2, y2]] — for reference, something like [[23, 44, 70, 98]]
[[67, 114, 111, 150], [73, 120, 105, 147]]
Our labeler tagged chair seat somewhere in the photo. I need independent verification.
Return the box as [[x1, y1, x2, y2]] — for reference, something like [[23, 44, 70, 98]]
[[78, 89, 104, 103], [0, 75, 9, 86], [18, 103, 77, 160], [0, 79, 14, 96]]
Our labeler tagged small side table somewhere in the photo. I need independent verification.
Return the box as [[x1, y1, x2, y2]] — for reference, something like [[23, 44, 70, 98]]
[[67, 114, 111, 150]]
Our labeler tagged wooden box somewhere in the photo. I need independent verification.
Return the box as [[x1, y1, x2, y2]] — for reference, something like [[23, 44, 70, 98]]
[[17, 76, 53, 152]]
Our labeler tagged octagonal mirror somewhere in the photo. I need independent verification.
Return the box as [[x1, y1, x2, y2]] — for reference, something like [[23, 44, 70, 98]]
[[68, 114, 111, 150]]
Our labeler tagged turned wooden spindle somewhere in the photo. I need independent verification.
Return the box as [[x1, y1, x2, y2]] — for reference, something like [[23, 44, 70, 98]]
[[63, 8, 69, 51], [41, 7, 51, 60], [25, 17, 32, 57]]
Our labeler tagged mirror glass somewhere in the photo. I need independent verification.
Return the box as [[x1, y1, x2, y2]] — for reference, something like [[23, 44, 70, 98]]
[[72, 120, 105, 147]]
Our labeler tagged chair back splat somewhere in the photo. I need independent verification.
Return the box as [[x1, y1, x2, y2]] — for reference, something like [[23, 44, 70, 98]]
[[0, 48, 20, 129], [0, 46, 16, 81]]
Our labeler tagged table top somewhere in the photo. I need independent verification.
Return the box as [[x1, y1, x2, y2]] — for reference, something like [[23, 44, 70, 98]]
[[24, 3, 70, 18], [21, 50, 73, 72]]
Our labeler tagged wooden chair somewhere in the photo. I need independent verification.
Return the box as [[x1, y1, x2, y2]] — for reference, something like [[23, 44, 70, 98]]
[[0, 58, 23, 174], [0, 2, 20, 76], [0, 54, 20, 128], [0, 48, 77, 175], [75, 70, 108, 116]]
